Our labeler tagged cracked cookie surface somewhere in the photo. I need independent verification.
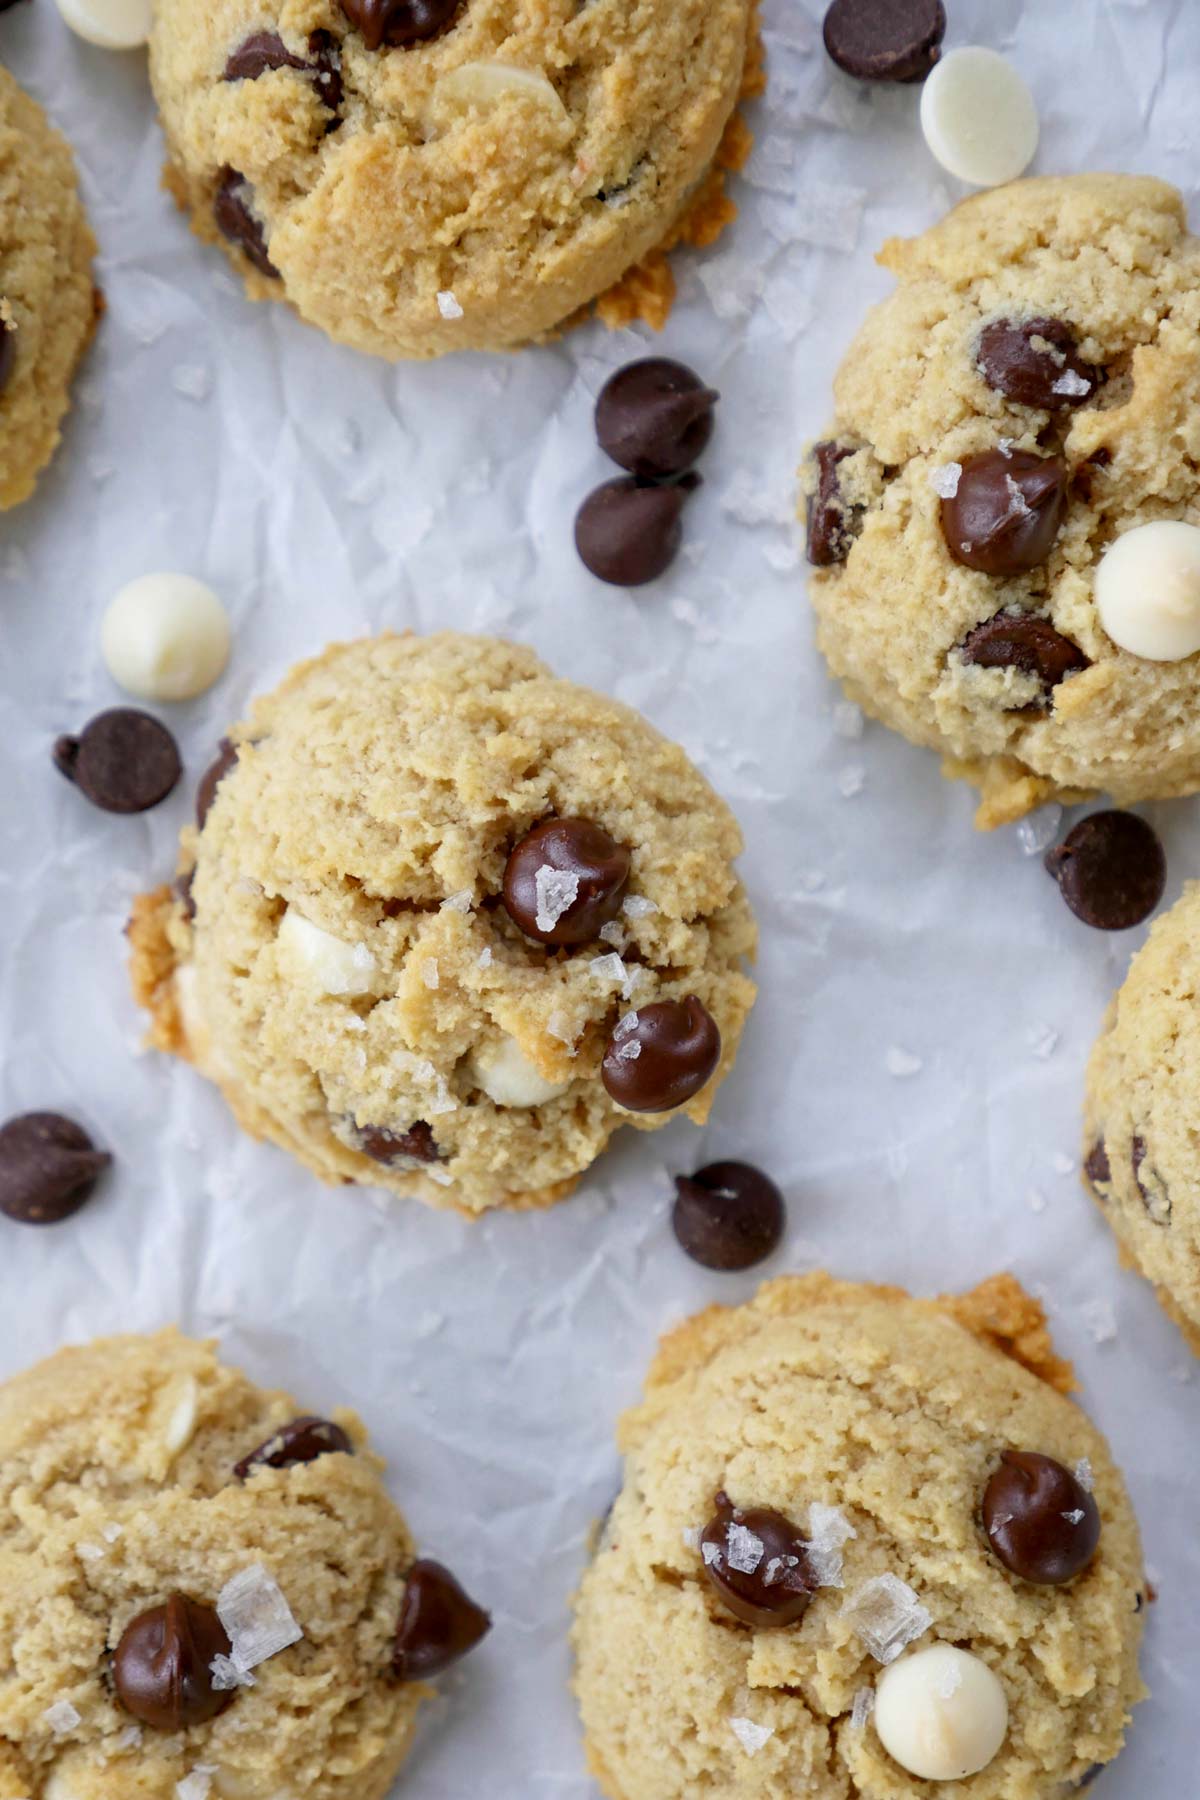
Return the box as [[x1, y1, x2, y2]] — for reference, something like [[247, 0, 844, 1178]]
[[572, 1272, 1144, 1800], [802, 174, 1200, 828]]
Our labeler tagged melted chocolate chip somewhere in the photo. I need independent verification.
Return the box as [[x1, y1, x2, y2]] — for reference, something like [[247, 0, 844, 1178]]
[[53, 709, 181, 814], [358, 1121, 440, 1164], [1084, 1141, 1111, 1194], [502, 818, 631, 946], [699, 1491, 817, 1626], [0, 323, 16, 397], [575, 476, 695, 586], [339, 0, 459, 52], [234, 1415, 353, 1478], [823, 0, 945, 81], [1044, 812, 1166, 931], [595, 358, 718, 479], [223, 30, 343, 110], [959, 613, 1088, 696], [114, 1595, 235, 1730], [672, 1161, 785, 1271], [976, 317, 1100, 411], [0, 1112, 111, 1225], [601, 997, 720, 1113], [213, 169, 279, 279], [982, 1451, 1101, 1585], [196, 738, 238, 828], [941, 448, 1069, 576], [806, 440, 858, 566], [392, 1560, 491, 1680]]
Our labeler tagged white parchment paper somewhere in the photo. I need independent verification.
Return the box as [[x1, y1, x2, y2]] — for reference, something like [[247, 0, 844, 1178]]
[[0, 0, 1197, 1791]]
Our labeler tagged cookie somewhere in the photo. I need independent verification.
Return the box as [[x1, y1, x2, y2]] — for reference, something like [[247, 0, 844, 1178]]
[[1084, 882, 1200, 1352], [801, 174, 1200, 829], [148, 0, 760, 358], [573, 1272, 1145, 1799], [127, 632, 757, 1215], [0, 66, 99, 510], [0, 1328, 489, 1800]]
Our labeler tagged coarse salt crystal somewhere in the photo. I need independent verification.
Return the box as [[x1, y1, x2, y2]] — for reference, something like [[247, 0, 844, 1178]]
[[589, 953, 627, 986], [702, 1541, 721, 1567], [726, 1523, 765, 1574], [1005, 474, 1032, 516], [1053, 368, 1091, 397], [1080, 1297, 1118, 1345], [1052, 1152, 1075, 1176], [441, 890, 473, 912], [1016, 804, 1063, 856], [546, 1009, 578, 1049], [422, 958, 440, 990], [210, 1653, 257, 1692], [1062, 1508, 1086, 1525], [681, 1526, 700, 1550], [886, 1046, 923, 1078], [534, 865, 580, 934], [838, 765, 865, 799], [806, 1502, 857, 1589], [616, 1040, 642, 1062], [115, 1723, 142, 1749], [77, 1542, 105, 1562], [176, 1770, 217, 1800], [832, 700, 864, 740], [850, 1687, 875, 1729], [762, 1554, 799, 1586], [436, 290, 463, 320], [931, 462, 962, 499], [43, 1700, 81, 1735], [1028, 1024, 1059, 1059], [598, 920, 626, 948], [216, 1564, 303, 1671], [729, 1716, 774, 1757], [1074, 1458, 1094, 1492], [843, 1574, 932, 1664], [477, 947, 493, 968], [100, 1522, 123, 1543], [622, 895, 657, 919]]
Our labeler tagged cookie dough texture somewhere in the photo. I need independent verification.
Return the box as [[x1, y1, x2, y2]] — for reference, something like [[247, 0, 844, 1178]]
[[573, 1273, 1145, 1800], [0, 1329, 422, 1800], [149, 0, 757, 358], [1084, 882, 1200, 1352], [128, 632, 756, 1215], [0, 67, 98, 510], [804, 174, 1200, 828]]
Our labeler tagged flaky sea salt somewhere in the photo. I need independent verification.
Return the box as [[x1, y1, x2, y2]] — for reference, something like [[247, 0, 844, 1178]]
[[1005, 473, 1032, 516], [77, 1542, 105, 1562], [885, 1047, 923, 1078], [930, 462, 962, 499], [1016, 803, 1063, 856], [729, 1717, 774, 1757], [589, 953, 627, 986], [622, 895, 657, 919], [216, 1564, 303, 1672], [210, 1653, 257, 1692], [534, 865, 580, 934], [832, 700, 864, 740], [115, 1723, 142, 1749], [598, 920, 627, 948], [441, 890, 473, 913], [43, 1700, 81, 1735], [1074, 1458, 1094, 1493], [806, 1503, 857, 1589], [726, 1523, 765, 1574], [843, 1574, 932, 1664], [477, 947, 493, 968], [546, 1009, 578, 1050], [176, 1770, 217, 1800], [838, 765, 865, 799], [850, 1687, 875, 1729], [1081, 1297, 1118, 1345], [1028, 1024, 1059, 1060], [681, 1526, 700, 1550], [1053, 368, 1091, 397], [436, 290, 463, 320], [422, 958, 440, 990]]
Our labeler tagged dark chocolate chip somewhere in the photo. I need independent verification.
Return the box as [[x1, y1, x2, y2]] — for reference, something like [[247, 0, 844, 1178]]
[[339, 0, 459, 52], [823, 0, 946, 82], [53, 709, 181, 814], [672, 1161, 785, 1271], [213, 169, 279, 279], [595, 358, 718, 479], [0, 1112, 110, 1225], [574, 476, 694, 586], [0, 323, 16, 397], [392, 1560, 491, 1681], [1044, 811, 1166, 931], [234, 1414, 353, 1478], [982, 1451, 1101, 1585], [358, 1121, 440, 1164], [223, 30, 306, 78], [959, 613, 1089, 696], [308, 30, 344, 110], [806, 440, 858, 567], [114, 1595, 235, 1731], [976, 318, 1100, 411], [196, 738, 238, 829], [1131, 1135, 1149, 1202], [601, 997, 720, 1113], [174, 869, 197, 922], [1083, 1141, 1111, 1194], [502, 818, 631, 947], [941, 448, 1069, 576], [699, 1490, 818, 1627], [1076, 1770, 1105, 1792], [1072, 448, 1112, 504]]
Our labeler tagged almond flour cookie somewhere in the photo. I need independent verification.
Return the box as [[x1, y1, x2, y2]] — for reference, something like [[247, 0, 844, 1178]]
[[1084, 882, 1200, 1353], [0, 66, 99, 510], [802, 174, 1200, 829], [128, 632, 757, 1215], [148, 0, 759, 359], [0, 1328, 489, 1800], [573, 1272, 1145, 1799]]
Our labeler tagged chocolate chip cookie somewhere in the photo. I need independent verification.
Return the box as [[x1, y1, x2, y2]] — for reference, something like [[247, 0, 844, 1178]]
[[573, 1272, 1145, 1800], [801, 174, 1200, 828], [149, 0, 760, 357], [127, 632, 756, 1214]]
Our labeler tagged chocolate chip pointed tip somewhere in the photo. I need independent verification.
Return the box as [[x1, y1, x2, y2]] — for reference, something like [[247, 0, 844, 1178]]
[[114, 1595, 234, 1730], [53, 709, 181, 814], [595, 358, 718, 479], [1044, 811, 1165, 931], [393, 1560, 491, 1681], [823, 0, 946, 83], [234, 1414, 354, 1478], [0, 1112, 111, 1225], [575, 477, 694, 587], [672, 1161, 785, 1270]]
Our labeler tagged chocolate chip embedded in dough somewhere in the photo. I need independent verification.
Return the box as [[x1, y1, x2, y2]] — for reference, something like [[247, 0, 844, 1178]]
[[940, 448, 1069, 576], [959, 613, 1088, 697], [339, 0, 460, 53], [213, 169, 280, 279]]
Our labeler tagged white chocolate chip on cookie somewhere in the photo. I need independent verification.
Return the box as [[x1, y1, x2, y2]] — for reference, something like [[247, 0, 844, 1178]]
[[467, 1036, 569, 1109], [430, 61, 570, 129], [277, 911, 377, 997], [55, 0, 152, 51], [1094, 520, 1200, 662], [874, 1643, 1009, 1781]]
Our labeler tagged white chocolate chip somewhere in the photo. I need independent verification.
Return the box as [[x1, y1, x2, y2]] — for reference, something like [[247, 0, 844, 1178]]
[[920, 48, 1039, 187], [276, 910, 377, 997], [162, 1374, 198, 1455], [54, 0, 151, 49], [1094, 520, 1200, 661], [430, 60, 569, 127], [467, 1036, 569, 1108], [873, 1644, 1008, 1781], [174, 964, 232, 1082], [101, 573, 230, 702]]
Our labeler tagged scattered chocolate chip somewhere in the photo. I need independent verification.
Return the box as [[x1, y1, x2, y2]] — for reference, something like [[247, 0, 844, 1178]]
[[806, 440, 858, 567], [213, 169, 279, 279], [976, 317, 1100, 411], [941, 448, 1069, 576], [234, 1414, 353, 1478], [308, 30, 344, 110], [502, 818, 630, 946], [699, 1491, 817, 1627], [174, 869, 197, 921], [0, 324, 16, 397], [0, 1112, 110, 1225], [1072, 447, 1112, 504], [601, 997, 720, 1113], [1084, 1140, 1111, 1194], [223, 30, 342, 110], [392, 1560, 491, 1681], [358, 1121, 440, 1164], [595, 359, 718, 480], [1044, 811, 1166, 931], [982, 1450, 1101, 1585], [1076, 1769, 1105, 1791], [339, 0, 459, 52], [196, 738, 238, 829], [823, 0, 945, 82], [114, 1595, 235, 1730], [959, 613, 1088, 696], [53, 709, 181, 814], [575, 476, 695, 586], [672, 1161, 785, 1271]]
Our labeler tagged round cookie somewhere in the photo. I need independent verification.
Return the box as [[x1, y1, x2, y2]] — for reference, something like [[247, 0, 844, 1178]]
[[801, 174, 1200, 829], [573, 1272, 1145, 1800], [127, 632, 757, 1215], [1084, 881, 1200, 1352], [0, 1328, 488, 1800], [148, 0, 760, 358], [0, 66, 99, 510]]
